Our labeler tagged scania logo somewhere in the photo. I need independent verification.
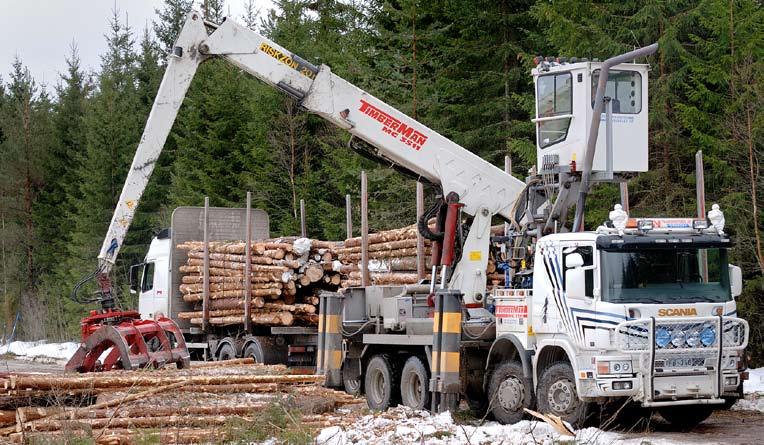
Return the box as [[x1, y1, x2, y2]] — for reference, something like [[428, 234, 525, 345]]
[[657, 308, 698, 317]]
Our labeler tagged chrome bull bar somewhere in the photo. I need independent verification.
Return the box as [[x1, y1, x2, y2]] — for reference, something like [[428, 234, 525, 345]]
[[615, 316, 748, 403]]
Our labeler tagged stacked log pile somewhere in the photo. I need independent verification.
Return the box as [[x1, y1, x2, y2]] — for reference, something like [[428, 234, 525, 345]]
[[0, 359, 358, 444], [334, 225, 431, 287], [176, 237, 342, 327], [336, 224, 506, 288]]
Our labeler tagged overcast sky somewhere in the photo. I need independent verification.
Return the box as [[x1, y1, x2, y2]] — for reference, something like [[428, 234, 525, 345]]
[[0, 1, 274, 89]]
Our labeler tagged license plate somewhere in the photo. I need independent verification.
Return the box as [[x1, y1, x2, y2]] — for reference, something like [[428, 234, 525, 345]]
[[660, 357, 705, 368]]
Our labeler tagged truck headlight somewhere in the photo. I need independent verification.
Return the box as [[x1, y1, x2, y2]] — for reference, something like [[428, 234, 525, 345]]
[[700, 326, 716, 347], [686, 329, 702, 348], [656, 328, 671, 348], [671, 329, 686, 348]]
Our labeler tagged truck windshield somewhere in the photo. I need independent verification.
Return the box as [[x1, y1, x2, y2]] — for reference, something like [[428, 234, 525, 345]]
[[601, 248, 731, 304]]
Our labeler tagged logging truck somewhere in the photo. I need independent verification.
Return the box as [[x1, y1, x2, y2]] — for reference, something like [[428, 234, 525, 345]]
[[127, 206, 319, 365], [70, 10, 748, 429]]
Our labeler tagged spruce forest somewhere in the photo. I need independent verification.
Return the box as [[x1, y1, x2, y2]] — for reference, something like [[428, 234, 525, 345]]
[[0, 0, 761, 360]]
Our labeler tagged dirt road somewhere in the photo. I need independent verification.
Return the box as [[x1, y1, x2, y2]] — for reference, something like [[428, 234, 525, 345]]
[[618, 409, 764, 445]]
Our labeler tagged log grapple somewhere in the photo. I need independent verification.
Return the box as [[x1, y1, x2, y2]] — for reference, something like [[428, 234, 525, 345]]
[[66, 270, 190, 373]]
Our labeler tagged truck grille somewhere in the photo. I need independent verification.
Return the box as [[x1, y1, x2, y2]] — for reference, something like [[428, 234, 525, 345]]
[[615, 316, 748, 353]]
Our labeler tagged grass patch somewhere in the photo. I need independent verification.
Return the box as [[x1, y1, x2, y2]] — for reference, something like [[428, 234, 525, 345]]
[[224, 400, 313, 444]]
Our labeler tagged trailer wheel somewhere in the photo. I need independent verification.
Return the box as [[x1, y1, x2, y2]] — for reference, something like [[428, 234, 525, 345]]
[[243, 341, 264, 363], [487, 360, 533, 424], [242, 337, 287, 364], [364, 354, 400, 411], [537, 362, 590, 427], [216, 342, 236, 361], [400, 356, 430, 410], [658, 406, 713, 430]]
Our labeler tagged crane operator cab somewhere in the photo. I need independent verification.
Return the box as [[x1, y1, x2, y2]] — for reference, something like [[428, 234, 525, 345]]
[[532, 57, 649, 176]]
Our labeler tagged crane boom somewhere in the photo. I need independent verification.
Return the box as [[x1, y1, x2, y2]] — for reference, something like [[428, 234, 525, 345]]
[[97, 11, 525, 303]]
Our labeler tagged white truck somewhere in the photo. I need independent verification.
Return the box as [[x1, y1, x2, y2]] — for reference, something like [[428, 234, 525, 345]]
[[72, 10, 747, 428], [129, 206, 318, 365]]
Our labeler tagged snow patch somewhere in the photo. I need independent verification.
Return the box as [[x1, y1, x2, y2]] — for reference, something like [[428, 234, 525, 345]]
[[0, 340, 79, 361], [315, 406, 680, 445], [744, 367, 764, 394], [732, 367, 764, 412]]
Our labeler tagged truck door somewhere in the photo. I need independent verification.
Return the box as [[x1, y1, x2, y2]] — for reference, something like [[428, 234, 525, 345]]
[[559, 243, 599, 348], [138, 260, 169, 319]]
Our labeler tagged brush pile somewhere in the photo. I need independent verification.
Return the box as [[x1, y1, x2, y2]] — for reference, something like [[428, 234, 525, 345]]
[[176, 237, 343, 327], [0, 359, 358, 444]]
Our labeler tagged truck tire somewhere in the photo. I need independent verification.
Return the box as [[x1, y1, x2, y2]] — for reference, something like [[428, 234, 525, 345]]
[[658, 406, 713, 430], [364, 354, 401, 411], [537, 362, 591, 427], [216, 341, 237, 361], [488, 360, 534, 424], [400, 356, 430, 410], [243, 336, 287, 364], [344, 377, 363, 396]]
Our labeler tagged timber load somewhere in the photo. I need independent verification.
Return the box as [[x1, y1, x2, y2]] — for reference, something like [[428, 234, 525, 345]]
[[176, 237, 343, 327], [336, 224, 506, 288], [0, 359, 359, 443]]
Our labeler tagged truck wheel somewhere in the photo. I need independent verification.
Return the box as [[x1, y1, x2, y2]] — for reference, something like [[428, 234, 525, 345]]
[[216, 342, 236, 361], [344, 377, 363, 396], [537, 362, 590, 427], [488, 360, 533, 424], [242, 337, 287, 364], [658, 406, 713, 430], [364, 354, 400, 411], [400, 356, 430, 410], [243, 341, 264, 363], [343, 362, 363, 396]]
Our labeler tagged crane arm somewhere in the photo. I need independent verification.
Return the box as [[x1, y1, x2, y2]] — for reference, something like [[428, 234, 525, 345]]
[[98, 11, 525, 303], [97, 13, 209, 272]]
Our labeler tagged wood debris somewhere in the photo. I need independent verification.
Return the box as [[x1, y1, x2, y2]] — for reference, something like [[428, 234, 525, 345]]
[[0, 359, 359, 443]]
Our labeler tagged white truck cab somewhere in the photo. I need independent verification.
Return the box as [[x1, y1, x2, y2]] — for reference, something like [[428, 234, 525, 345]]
[[492, 217, 747, 422], [134, 231, 171, 321]]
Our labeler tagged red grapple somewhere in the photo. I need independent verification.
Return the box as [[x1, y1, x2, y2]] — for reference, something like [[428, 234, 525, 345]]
[[65, 309, 190, 373]]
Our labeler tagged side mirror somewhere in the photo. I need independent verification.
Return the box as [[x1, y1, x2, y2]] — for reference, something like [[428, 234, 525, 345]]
[[129, 263, 144, 294], [729, 265, 743, 298], [565, 253, 586, 299], [566, 253, 584, 268]]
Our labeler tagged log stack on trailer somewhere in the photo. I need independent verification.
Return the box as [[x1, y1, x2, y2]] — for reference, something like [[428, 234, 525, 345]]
[[175, 237, 343, 328], [335, 224, 505, 289]]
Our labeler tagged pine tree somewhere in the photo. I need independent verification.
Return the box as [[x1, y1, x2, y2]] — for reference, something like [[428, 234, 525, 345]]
[[154, 0, 195, 53], [55, 10, 144, 334]]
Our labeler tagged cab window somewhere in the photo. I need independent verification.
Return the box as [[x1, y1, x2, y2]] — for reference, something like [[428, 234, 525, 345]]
[[537, 73, 573, 148], [563, 246, 594, 297], [141, 262, 155, 292], [591, 70, 642, 114]]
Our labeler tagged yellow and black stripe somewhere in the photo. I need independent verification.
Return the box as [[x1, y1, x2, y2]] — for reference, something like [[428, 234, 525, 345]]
[[317, 292, 343, 386], [431, 291, 462, 395]]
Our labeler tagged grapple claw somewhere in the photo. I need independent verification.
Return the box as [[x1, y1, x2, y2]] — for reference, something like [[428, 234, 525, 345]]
[[65, 310, 190, 373]]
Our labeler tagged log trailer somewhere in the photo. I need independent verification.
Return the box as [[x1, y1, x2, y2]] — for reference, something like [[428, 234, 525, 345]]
[[66, 11, 748, 428]]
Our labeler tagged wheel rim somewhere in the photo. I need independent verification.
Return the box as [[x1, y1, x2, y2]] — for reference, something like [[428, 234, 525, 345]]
[[345, 378, 361, 392], [548, 378, 576, 414], [368, 368, 386, 405], [497, 377, 524, 411], [403, 372, 423, 407]]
